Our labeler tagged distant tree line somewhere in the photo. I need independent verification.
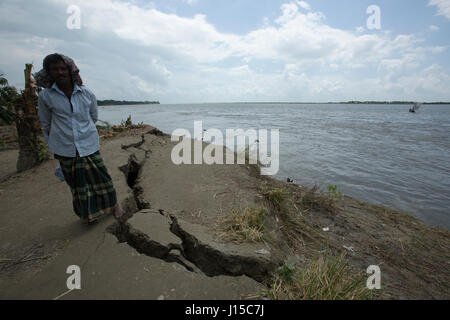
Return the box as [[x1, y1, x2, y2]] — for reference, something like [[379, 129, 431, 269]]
[[97, 99, 160, 106], [340, 101, 450, 104], [233, 101, 450, 105]]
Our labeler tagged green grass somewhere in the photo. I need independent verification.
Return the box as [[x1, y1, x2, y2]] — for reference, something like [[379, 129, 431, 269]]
[[327, 184, 343, 199], [264, 253, 373, 300]]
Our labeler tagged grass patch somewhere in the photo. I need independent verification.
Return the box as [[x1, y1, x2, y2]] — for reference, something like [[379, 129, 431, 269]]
[[216, 207, 267, 243], [296, 186, 336, 213], [264, 253, 372, 300], [327, 184, 343, 199], [260, 186, 327, 249], [262, 187, 290, 210]]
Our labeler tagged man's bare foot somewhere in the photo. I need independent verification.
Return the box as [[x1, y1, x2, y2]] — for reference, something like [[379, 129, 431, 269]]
[[114, 203, 124, 219], [88, 217, 99, 225]]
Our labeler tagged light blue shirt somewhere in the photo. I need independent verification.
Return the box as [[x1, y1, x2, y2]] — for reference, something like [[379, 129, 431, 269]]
[[38, 83, 100, 157]]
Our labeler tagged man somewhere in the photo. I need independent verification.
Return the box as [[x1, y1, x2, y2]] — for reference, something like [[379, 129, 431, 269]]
[[37, 53, 123, 225]]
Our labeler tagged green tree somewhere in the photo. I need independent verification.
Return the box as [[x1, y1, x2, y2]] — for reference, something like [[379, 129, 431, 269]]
[[0, 86, 20, 106], [0, 75, 20, 125], [0, 73, 8, 87]]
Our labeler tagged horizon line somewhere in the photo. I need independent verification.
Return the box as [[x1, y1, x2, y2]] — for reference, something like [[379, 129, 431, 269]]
[[139, 101, 450, 105]]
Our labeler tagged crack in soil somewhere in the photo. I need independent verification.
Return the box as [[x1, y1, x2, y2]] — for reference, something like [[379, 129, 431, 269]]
[[169, 215, 277, 283], [108, 210, 277, 283], [118, 148, 150, 211], [108, 216, 197, 273], [121, 134, 151, 157], [81, 230, 107, 271], [108, 135, 278, 284]]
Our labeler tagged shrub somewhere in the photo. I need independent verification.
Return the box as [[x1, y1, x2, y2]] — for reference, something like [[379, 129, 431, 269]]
[[217, 207, 267, 243], [328, 184, 343, 199]]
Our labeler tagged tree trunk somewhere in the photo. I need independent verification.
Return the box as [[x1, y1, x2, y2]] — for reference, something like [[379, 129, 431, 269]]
[[15, 64, 44, 173]]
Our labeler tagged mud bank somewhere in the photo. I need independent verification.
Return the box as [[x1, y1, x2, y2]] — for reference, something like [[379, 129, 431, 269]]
[[0, 124, 448, 299]]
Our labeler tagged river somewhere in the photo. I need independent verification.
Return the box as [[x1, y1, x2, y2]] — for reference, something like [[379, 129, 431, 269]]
[[99, 103, 450, 230]]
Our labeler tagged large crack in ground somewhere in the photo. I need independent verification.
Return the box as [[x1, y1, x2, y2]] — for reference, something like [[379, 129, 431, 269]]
[[107, 132, 279, 284], [169, 215, 277, 283], [108, 215, 198, 273], [118, 137, 150, 211]]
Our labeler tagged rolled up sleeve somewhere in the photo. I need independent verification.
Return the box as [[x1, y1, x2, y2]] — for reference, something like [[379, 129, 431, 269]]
[[38, 93, 51, 142]]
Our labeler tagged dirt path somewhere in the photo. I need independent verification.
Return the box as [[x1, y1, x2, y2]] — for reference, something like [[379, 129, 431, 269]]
[[0, 126, 266, 299]]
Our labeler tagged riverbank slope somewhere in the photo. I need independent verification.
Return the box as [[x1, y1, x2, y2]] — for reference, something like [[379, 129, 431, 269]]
[[0, 125, 448, 299]]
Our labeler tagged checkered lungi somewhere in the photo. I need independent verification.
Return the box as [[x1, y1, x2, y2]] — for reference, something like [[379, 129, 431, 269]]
[[55, 150, 117, 223]]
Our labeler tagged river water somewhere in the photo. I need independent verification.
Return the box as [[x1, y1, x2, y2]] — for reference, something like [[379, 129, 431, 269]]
[[99, 103, 450, 230]]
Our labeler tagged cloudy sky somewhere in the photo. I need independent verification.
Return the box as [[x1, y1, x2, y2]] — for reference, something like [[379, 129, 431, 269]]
[[0, 0, 449, 103]]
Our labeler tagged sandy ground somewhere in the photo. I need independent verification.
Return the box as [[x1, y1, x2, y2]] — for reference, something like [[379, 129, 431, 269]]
[[0, 149, 18, 182], [0, 125, 449, 300], [0, 126, 265, 299]]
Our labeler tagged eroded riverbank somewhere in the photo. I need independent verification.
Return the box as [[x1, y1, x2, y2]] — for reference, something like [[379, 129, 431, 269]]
[[0, 125, 448, 299]]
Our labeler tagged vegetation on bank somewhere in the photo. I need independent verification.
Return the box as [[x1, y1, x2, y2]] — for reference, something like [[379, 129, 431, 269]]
[[96, 115, 147, 139], [342, 101, 450, 105], [216, 182, 373, 300], [97, 99, 160, 106], [221, 184, 374, 300], [0, 75, 20, 150], [228, 101, 450, 105], [216, 207, 267, 243], [265, 253, 372, 300], [217, 182, 372, 300], [217, 176, 448, 300]]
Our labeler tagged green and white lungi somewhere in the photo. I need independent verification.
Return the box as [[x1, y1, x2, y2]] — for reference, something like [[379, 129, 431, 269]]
[[55, 150, 117, 223]]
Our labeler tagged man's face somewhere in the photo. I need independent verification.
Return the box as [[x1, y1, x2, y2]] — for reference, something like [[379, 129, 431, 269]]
[[49, 60, 71, 85]]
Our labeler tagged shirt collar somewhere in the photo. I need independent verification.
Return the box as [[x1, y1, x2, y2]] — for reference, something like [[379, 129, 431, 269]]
[[51, 82, 82, 95], [73, 83, 82, 93]]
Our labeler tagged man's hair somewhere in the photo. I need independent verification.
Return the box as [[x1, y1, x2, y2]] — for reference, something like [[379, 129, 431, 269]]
[[43, 54, 66, 73]]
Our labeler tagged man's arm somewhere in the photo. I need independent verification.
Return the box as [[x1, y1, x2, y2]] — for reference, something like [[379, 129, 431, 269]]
[[89, 91, 98, 123], [38, 92, 51, 142]]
